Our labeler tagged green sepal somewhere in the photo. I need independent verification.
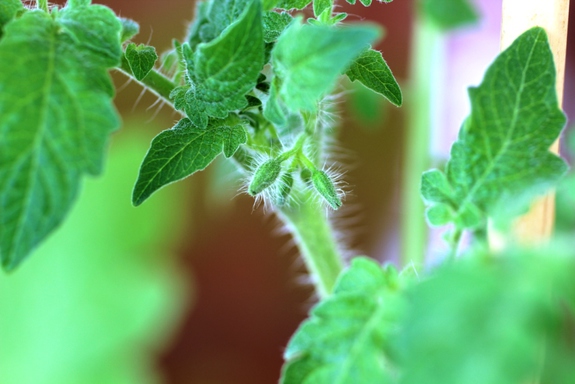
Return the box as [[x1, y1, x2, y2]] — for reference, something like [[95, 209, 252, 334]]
[[346, 48, 402, 106], [124, 43, 158, 80], [275, 172, 294, 206], [132, 117, 247, 206], [312, 170, 341, 210], [0, 3, 122, 269], [249, 158, 283, 196]]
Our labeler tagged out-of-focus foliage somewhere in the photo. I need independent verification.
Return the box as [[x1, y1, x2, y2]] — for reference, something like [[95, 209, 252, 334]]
[[417, 0, 478, 29], [394, 245, 575, 384], [0, 127, 190, 384]]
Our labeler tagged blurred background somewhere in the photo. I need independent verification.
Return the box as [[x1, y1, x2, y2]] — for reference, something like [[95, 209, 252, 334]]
[[1, 1, 574, 383]]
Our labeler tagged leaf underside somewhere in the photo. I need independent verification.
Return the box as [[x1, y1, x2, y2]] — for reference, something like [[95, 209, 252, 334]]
[[0, 5, 122, 270], [421, 27, 567, 231]]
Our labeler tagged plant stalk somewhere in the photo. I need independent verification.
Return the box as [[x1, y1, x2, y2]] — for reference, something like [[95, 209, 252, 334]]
[[277, 192, 344, 298], [400, 14, 444, 266]]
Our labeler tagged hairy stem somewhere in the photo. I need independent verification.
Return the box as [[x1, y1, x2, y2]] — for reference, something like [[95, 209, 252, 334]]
[[37, 0, 48, 12], [118, 54, 179, 106], [277, 191, 344, 298], [400, 15, 444, 266]]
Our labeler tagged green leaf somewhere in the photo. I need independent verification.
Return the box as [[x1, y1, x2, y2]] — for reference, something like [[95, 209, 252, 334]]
[[0, 0, 24, 36], [394, 247, 575, 384], [281, 257, 403, 384], [277, 0, 312, 9], [421, 27, 567, 231], [206, 0, 252, 39], [132, 117, 247, 206], [0, 5, 122, 270], [263, 77, 289, 125], [186, 1, 210, 49], [184, 0, 264, 128], [262, 11, 293, 43], [272, 19, 380, 112], [346, 48, 402, 106], [263, 0, 279, 10], [0, 130, 188, 384], [119, 17, 139, 42], [313, 0, 332, 18], [125, 43, 158, 81], [418, 0, 478, 29]]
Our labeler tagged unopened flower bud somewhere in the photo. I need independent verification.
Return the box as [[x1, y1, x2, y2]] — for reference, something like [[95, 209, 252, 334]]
[[249, 159, 282, 196], [312, 170, 341, 210]]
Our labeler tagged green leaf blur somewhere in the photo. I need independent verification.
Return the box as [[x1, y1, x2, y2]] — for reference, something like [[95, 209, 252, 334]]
[[0, 0, 24, 37], [418, 0, 478, 29], [394, 246, 575, 384], [271, 20, 380, 112], [0, 129, 188, 384], [0, 3, 122, 270]]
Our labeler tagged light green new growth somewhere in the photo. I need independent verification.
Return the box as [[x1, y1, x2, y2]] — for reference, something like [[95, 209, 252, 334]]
[[421, 27, 567, 236], [0, 3, 122, 270], [124, 43, 158, 81]]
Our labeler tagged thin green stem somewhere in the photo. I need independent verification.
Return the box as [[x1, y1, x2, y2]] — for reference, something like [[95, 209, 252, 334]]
[[118, 54, 178, 106], [277, 190, 344, 298], [400, 15, 445, 266], [37, 0, 48, 12], [446, 228, 462, 261]]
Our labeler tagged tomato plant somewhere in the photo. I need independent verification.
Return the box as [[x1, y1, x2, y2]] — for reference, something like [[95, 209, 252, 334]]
[[1, 0, 573, 382]]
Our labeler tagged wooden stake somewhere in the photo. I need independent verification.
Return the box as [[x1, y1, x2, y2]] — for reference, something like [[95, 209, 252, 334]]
[[496, 0, 570, 245]]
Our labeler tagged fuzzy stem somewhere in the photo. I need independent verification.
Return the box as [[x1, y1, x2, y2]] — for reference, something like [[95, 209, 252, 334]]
[[118, 54, 179, 106], [37, 0, 48, 12], [400, 15, 444, 266], [277, 191, 344, 298]]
